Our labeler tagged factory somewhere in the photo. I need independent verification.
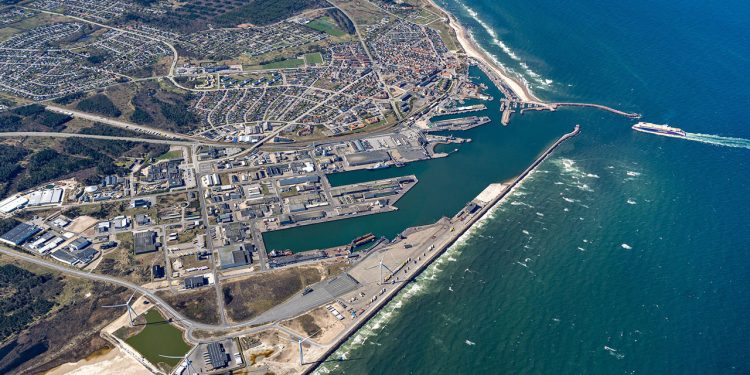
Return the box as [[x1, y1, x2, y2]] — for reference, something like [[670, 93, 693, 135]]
[[27, 188, 64, 206], [219, 244, 254, 269], [0, 195, 28, 214], [133, 230, 158, 255], [0, 222, 42, 246], [344, 150, 391, 167]]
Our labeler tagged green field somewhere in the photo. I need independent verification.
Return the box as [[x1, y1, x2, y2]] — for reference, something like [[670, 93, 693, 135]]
[[155, 150, 183, 161], [305, 16, 346, 37], [125, 309, 191, 368], [304, 52, 324, 65]]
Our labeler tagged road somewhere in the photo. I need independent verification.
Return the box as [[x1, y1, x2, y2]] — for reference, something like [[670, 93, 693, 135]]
[[45, 105, 199, 141], [0, 131, 198, 146], [0, 245, 280, 333]]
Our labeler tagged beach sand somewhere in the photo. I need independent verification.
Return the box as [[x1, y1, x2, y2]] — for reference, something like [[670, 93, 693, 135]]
[[44, 347, 149, 375], [426, 0, 539, 103]]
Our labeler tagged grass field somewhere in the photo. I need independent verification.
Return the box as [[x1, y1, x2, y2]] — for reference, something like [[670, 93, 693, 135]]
[[125, 309, 191, 369], [155, 149, 183, 161], [305, 16, 345, 37], [304, 52, 324, 65]]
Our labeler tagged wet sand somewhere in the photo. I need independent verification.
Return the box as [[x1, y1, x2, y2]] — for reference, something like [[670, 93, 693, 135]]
[[427, 0, 539, 102]]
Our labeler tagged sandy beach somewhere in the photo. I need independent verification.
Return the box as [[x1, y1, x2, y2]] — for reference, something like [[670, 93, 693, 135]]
[[44, 347, 150, 375], [426, 0, 540, 103]]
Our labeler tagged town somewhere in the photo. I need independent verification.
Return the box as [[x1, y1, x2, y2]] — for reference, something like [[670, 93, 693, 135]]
[[0, 0, 637, 374]]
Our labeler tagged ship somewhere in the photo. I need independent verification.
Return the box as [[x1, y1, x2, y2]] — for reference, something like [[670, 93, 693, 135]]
[[632, 122, 686, 138], [367, 162, 389, 170], [351, 233, 376, 248]]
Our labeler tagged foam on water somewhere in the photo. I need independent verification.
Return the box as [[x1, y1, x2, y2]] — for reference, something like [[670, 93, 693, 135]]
[[456, 0, 555, 89], [315, 163, 544, 374], [684, 132, 750, 150]]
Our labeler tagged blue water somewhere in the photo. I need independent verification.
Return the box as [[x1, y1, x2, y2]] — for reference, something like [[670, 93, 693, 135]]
[[317, 0, 750, 373]]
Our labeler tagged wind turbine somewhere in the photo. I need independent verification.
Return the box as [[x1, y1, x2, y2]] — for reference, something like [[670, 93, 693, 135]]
[[366, 256, 393, 285], [283, 331, 319, 366], [160, 354, 196, 375], [102, 292, 137, 326]]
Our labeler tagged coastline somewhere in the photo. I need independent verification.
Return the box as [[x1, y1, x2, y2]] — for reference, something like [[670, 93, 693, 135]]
[[306, 125, 580, 373], [426, 0, 540, 103]]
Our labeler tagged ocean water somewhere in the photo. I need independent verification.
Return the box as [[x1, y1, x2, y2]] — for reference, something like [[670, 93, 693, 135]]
[[316, 0, 750, 373]]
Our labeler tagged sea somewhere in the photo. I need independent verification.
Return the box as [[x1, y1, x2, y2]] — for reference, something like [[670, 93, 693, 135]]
[[313, 0, 750, 373]]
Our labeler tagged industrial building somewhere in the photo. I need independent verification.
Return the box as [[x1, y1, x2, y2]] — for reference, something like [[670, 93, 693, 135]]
[[219, 245, 253, 269], [133, 230, 158, 254], [278, 175, 320, 187], [344, 150, 391, 166], [50, 247, 98, 266], [205, 342, 229, 369], [0, 222, 41, 246], [184, 275, 207, 289], [69, 237, 91, 251], [0, 195, 28, 214], [27, 188, 64, 206]]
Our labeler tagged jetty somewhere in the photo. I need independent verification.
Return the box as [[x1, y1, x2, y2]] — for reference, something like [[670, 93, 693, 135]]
[[305, 125, 581, 373], [501, 99, 640, 125]]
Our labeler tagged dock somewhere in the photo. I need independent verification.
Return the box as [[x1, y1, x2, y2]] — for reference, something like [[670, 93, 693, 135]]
[[306, 124, 581, 373], [425, 116, 491, 132]]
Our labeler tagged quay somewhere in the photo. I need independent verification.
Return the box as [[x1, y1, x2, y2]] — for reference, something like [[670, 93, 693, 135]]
[[425, 116, 491, 132], [437, 103, 487, 116], [305, 124, 581, 373]]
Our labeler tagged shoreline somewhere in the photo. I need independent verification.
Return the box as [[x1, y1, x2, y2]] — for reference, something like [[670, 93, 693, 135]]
[[305, 125, 580, 373], [427, 0, 540, 103]]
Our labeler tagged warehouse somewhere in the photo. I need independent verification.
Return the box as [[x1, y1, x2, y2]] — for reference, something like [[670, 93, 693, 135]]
[[278, 175, 319, 187], [133, 230, 158, 254], [0, 223, 41, 246], [219, 245, 253, 269], [206, 342, 229, 369], [0, 195, 28, 214], [27, 188, 64, 206], [344, 150, 391, 166]]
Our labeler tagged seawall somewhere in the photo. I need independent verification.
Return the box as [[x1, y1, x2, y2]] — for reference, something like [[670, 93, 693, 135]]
[[305, 124, 581, 373]]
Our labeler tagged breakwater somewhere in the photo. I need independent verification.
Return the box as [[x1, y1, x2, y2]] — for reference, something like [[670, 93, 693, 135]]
[[306, 124, 581, 373]]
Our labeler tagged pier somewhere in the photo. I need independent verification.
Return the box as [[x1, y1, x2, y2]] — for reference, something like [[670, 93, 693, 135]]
[[547, 102, 641, 118], [502, 99, 640, 125], [425, 116, 491, 132], [306, 125, 581, 373]]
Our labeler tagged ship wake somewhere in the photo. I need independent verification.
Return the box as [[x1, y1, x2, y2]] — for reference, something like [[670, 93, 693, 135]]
[[684, 132, 750, 150]]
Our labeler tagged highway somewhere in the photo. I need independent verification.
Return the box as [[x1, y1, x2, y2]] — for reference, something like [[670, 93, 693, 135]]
[[0, 245, 269, 332], [0, 131, 198, 146]]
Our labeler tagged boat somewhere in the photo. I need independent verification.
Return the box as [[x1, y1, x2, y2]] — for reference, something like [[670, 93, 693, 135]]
[[351, 233, 376, 248], [632, 122, 686, 138], [367, 162, 389, 170]]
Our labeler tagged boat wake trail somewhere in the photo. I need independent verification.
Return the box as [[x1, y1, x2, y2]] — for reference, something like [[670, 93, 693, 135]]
[[684, 132, 750, 150]]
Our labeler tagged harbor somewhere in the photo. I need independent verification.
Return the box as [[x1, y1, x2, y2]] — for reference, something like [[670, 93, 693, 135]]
[[301, 124, 581, 373]]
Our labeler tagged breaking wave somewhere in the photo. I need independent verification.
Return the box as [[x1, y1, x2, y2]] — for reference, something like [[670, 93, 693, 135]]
[[456, 0, 554, 89]]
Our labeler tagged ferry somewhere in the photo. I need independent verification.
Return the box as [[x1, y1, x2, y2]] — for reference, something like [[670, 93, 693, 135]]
[[632, 122, 686, 138], [367, 162, 389, 170]]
